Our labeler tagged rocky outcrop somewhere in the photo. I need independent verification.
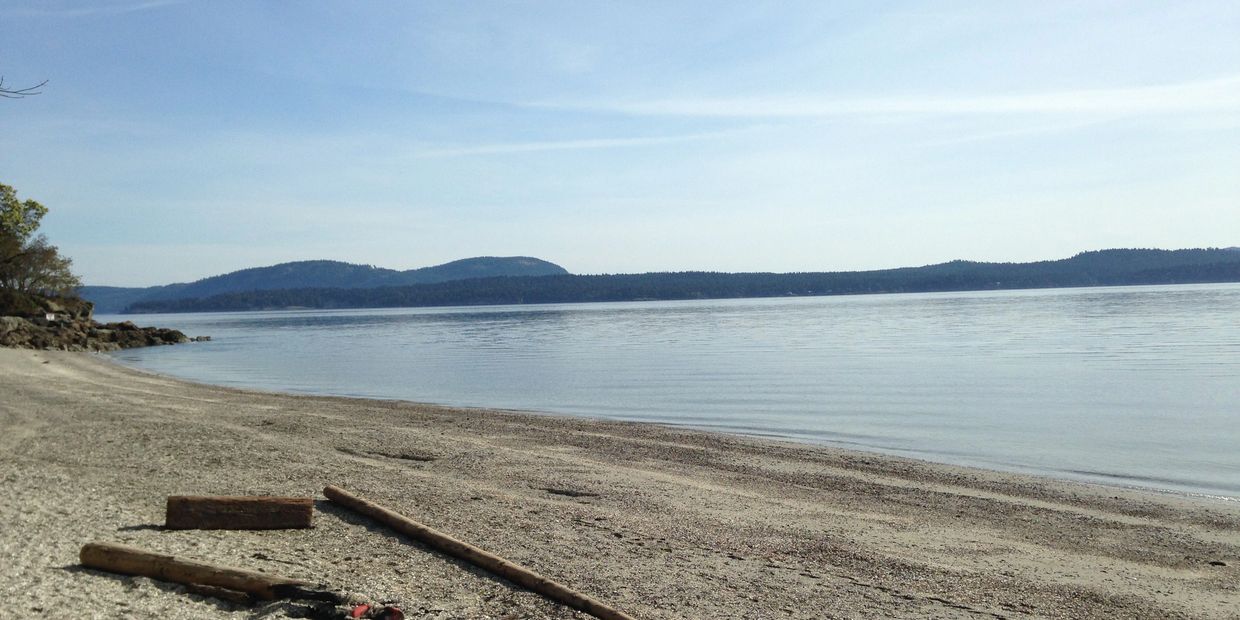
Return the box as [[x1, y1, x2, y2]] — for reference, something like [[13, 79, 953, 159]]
[[0, 315, 192, 351], [0, 291, 195, 352]]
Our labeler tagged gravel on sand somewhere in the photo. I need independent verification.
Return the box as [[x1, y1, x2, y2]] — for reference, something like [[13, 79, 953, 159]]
[[1, 349, 1237, 619]]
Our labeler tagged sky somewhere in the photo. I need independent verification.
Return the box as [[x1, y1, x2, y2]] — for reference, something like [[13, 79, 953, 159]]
[[1, 1, 1238, 286]]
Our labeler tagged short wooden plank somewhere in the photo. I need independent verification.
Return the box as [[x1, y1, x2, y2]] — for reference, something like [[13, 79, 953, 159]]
[[165, 495, 314, 530]]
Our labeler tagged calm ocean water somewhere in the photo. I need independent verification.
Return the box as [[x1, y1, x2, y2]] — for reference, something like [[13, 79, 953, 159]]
[[102, 283, 1240, 499]]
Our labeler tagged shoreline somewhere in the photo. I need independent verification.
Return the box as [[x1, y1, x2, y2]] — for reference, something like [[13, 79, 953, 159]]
[[102, 349, 1240, 504], [3, 348, 1238, 618]]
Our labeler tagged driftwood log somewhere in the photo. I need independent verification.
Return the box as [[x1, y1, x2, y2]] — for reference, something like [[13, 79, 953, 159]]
[[79, 542, 326, 601], [165, 495, 314, 530], [323, 484, 637, 620]]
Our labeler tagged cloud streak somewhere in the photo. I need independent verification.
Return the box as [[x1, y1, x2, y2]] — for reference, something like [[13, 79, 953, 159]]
[[412, 131, 733, 158], [3, 0, 184, 18], [539, 75, 1240, 119]]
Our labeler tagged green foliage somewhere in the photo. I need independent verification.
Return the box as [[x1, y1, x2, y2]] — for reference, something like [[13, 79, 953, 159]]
[[0, 183, 81, 296], [0, 288, 44, 317], [1, 183, 48, 240]]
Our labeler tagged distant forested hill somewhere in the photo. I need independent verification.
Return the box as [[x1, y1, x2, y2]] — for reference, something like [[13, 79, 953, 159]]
[[123, 248, 1240, 314], [80, 256, 567, 313]]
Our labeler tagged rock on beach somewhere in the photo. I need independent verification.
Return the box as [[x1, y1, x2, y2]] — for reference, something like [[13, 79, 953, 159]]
[[0, 293, 191, 351]]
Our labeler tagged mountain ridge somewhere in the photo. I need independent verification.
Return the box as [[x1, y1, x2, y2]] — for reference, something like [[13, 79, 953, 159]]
[[118, 248, 1240, 314], [80, 256, 568, 313]]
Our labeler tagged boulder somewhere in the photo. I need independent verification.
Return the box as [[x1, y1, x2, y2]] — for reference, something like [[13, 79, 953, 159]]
[[0, 316, 36, 348], [0, 315, 32, 333]]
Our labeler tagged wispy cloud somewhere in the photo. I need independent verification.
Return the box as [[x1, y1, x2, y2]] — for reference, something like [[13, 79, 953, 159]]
[[539, 75, 1240, 119], [4, 0, 184, 18], [412, 131, 732, 158], [915, 118, 1113, 148]]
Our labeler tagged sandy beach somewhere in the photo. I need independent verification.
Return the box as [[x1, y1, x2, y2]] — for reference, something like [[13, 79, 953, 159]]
[[1, 348, 1237, 619]]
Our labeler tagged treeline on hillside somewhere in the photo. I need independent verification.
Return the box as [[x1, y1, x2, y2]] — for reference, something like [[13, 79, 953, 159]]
[[125, 248, 1240, 313]]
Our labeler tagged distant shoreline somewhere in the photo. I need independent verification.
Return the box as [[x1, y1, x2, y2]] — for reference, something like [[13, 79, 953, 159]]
[[131, 276, 1240, 315], [83, 248, 1240, 314], [4, 348, 1238, 618]]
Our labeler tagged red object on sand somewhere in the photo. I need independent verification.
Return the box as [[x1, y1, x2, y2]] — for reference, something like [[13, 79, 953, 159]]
[[348, 604, 403, 619]]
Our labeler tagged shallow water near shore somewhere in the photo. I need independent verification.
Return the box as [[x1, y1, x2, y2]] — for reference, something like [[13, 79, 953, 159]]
[[104, 283, 1240, 499]]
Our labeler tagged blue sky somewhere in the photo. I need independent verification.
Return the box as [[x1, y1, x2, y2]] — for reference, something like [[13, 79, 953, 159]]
[[2, 1, 1238, 286]]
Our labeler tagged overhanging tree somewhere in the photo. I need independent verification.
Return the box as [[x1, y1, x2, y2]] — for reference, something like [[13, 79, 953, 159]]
[[0, 76, 47, 99], [0, 183, 81, 295]]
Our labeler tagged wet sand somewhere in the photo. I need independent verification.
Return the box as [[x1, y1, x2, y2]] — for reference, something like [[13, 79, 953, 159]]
[[1, 348, 1237, 619]]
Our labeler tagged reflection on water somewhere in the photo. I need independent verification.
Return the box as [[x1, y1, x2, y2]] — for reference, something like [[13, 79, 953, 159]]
[[106, 283, 1240, 499]]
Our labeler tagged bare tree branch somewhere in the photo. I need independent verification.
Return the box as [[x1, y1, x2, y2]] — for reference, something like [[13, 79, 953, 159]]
[[0, 76, 48, 99]]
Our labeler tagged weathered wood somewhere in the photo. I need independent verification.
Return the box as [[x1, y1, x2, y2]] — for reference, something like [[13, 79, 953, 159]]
[[79, 542, 308, 600], [323, 484, 637, 620], [165, 495, 313, 530], [183, 583, 258, 605]]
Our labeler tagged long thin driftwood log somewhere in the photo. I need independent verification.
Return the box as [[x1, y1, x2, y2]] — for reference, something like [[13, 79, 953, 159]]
[[323, 484, 637, 620], [165, 495, 314, 530], [79, 542, 321, 601]]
